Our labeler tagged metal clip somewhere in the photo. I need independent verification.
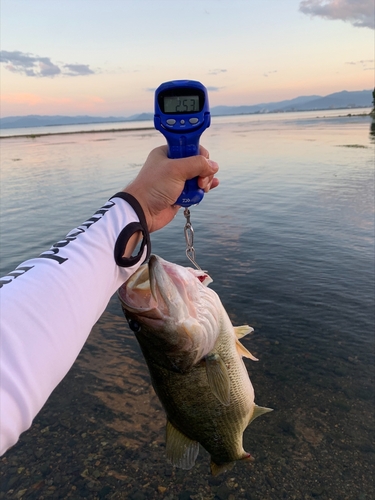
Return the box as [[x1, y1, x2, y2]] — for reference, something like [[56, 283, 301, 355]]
[[184, 208, 201, 270]]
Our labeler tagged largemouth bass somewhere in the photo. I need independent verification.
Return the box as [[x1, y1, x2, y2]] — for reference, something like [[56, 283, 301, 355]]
[[118, 255, 272, 475]]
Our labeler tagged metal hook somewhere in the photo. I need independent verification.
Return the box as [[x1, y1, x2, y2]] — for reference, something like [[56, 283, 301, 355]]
[[184, 208, 201, 270]]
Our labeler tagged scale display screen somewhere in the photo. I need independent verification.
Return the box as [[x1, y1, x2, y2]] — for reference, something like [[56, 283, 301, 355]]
[[163, 95, 200, 113], [157, 85, 205, 115]]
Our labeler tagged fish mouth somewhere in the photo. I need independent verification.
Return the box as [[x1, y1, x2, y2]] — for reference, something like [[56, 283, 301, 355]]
[[148, 255, 210, 319], [118, 255, 212, 322]]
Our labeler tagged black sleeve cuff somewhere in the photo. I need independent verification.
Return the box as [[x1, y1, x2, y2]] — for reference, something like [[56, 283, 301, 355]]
[[110, 192, 151, 267]]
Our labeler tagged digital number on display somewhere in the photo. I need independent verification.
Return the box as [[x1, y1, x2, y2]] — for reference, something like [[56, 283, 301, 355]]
[[163, 96, 199, 113]]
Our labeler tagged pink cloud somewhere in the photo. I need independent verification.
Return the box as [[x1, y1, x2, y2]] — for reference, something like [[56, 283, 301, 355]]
[[0, 93, 106, 116], [1, 93, 72, 106]]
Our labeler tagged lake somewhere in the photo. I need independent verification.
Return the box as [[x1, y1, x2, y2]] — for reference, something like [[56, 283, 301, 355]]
[[0, 110, 374, 499]]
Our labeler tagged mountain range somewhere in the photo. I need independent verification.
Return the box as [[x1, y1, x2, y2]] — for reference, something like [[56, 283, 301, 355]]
[[0, 90, 372, 129]]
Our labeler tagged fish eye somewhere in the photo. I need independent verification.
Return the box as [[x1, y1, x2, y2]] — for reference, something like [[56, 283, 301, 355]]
[[127, 317, 141, 333]]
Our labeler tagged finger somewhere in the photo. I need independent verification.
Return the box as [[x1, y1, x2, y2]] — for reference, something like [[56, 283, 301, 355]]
[[198, 145, 209, 159], [209, 178, 220, 190], [198, 175, 220, 192], [176, 155, 219, 181], [149, 145, 168, 158]]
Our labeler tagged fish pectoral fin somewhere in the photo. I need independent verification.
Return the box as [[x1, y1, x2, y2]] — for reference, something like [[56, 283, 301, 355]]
[[205, 353, 231, 406], [235, 339, 259, 361], [248, 404, 274, 425], [165, 420, 199, 470], [234, 325, 254, 339], [210, 460, 235, 476]]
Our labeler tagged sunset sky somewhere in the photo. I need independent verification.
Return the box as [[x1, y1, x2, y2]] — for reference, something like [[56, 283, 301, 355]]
[[1, 0, 373, 118]]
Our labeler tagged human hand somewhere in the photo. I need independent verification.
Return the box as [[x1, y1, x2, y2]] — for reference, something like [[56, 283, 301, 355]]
[[123, 145, 219, 233]]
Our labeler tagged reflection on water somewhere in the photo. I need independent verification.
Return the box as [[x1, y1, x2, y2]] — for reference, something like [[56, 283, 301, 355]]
[[0, 112, 374, 499], [77, 312, 165, 451]]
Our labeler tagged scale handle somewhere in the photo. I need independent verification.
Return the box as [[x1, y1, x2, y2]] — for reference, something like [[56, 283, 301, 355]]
[[166, 132, 203, 207]]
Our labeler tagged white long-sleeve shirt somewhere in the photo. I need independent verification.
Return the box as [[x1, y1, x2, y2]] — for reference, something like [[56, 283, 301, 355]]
[[0, 193, 150, 455]]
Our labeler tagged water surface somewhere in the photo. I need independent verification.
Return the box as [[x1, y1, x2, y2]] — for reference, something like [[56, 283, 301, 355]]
[[0, 111, 374, 499]]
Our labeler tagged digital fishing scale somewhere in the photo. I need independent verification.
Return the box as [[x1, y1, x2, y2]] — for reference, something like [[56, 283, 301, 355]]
[[154, 80, 211, 207]]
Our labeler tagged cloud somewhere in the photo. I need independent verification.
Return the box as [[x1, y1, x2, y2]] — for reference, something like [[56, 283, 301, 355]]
[[299, 0, 374, 29], [1, 92, 106, 115], [206, 86, 222, 92], [345, 59, 374, 70], [0, 50, 96, 77], [0, 50, 61, 77], [345, 59, 373, 65], [263, 70, 278, 77], [208, 69, 227, 75], [63, 64, 95, 76], [1, 92, 45, 105]]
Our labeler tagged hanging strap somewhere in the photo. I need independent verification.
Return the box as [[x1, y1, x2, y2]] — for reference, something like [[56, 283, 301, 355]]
[[110, 192, 151, 267]]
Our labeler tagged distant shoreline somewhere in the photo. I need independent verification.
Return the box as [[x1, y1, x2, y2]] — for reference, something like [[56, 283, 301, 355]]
[[0, 126, 155, 140], [0, 110, 371, 139]]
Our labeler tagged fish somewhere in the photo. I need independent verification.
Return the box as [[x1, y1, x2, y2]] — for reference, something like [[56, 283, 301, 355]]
[[118, 254, 272, 475]]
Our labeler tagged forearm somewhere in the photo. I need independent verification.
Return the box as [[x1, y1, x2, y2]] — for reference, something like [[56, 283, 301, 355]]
[[0, 194, 149, 455]]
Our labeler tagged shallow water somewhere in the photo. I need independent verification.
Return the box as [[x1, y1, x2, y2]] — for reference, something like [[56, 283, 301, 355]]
[[0, 112, 374, 499]]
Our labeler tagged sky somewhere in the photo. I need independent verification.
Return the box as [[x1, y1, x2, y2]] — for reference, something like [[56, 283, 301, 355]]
[[0, 0, 374, 118]]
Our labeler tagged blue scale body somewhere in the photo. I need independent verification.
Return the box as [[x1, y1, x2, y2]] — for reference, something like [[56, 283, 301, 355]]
[[154, 80, 211, 207]]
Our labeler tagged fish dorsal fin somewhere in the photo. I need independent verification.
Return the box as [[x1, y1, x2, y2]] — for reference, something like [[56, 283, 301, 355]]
[[205, 353, 231, 406], [165, 420, 199, 470], [234, 325, 254, 339], [235, 339, 259, 361], [248, 404, 273, 425]]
